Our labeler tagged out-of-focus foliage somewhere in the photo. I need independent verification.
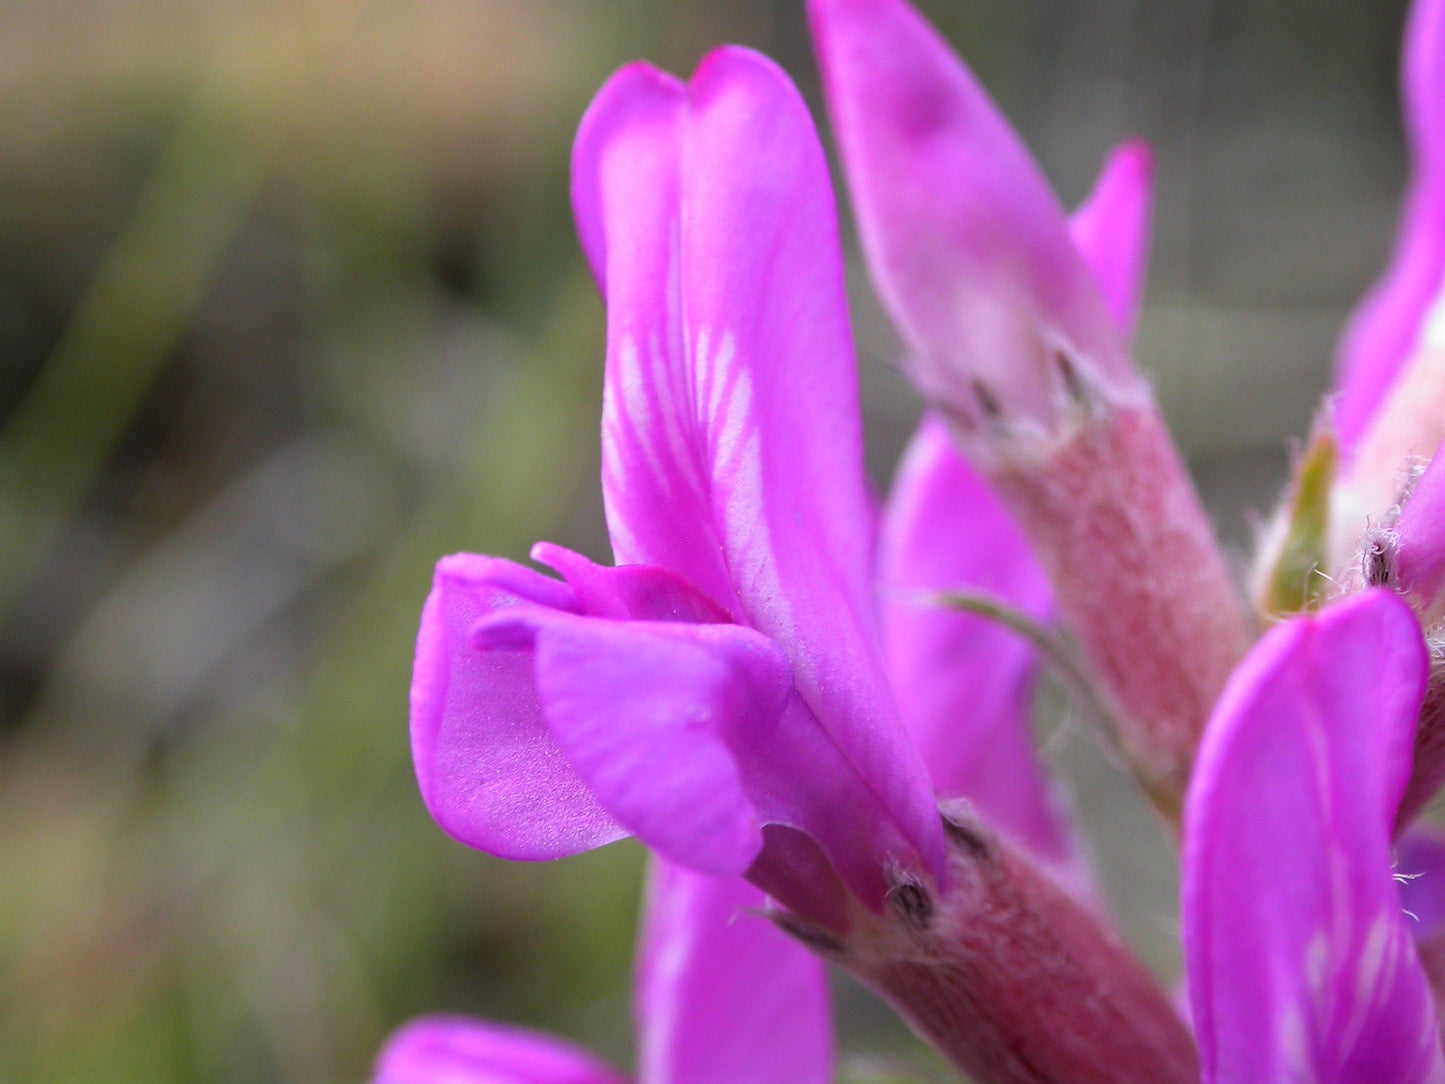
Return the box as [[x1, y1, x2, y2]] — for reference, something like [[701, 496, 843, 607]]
[[0, 2, 1411, 1082]]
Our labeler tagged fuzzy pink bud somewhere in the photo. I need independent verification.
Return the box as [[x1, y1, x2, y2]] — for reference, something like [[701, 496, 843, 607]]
[[810, 0, 1250, 808]]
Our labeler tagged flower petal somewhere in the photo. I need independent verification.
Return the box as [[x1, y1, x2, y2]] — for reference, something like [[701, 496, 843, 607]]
[[571, 62, 726, 607], [373, 1017, 629, 1084], [1068, 140, 1155, 342], [874, 139, 1150, 882], [530, 542, 732, 625], [1400, 829, 1445, 943], [879, 414, 1073, 873], [501, 612, 792, 877], [1399, 828, 1445, 1009], [635, 863, 833, 1084], [1333, 0, 1445, 454], [482, 600, 933, 913], [417, 544, 920, 909], [1393, 440, 1445, 623], [808, 0, 1135, 435], [571, 60, 682, 302], [411, 555, 625, 860], [573, 47, 944, 888], [1183, 589, 1443, 1084]]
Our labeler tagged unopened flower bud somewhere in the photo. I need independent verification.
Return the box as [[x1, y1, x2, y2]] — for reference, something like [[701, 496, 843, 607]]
[[811, 0, 1250, 816]]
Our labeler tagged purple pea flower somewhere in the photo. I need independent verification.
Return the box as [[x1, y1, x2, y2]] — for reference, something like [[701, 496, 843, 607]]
[[811, 0, 1445, 1078], [808, 0, 1251, 814], [1182, 589, 1445, 1083], [403, 1, 1445, 1077], [373, 864, 832, 1084], [412, 46, 945, 927], [409, 42, 1198, 1083], [879, 139, 1154, 883], [1309, 0, 1445, 839]]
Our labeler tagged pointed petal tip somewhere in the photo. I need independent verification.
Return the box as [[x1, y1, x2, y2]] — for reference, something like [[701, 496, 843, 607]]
[[808, 0, 1132, 435], [527, 541, 600, 597], [1403, 0, 1445, 161], [528, 538, 562, 567], [1111, 137, 1155, 178], [1332, 0, 1445, 455], [1068, 138, 1156, 341]]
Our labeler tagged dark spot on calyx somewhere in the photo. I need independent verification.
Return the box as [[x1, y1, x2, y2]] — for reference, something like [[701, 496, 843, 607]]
[[1054, 348, 1091, 408], [940, 805, 993, 862], [1365, 531, 1397, 588], [885, 876, 934, 932], [971, 379, 1004, 420]]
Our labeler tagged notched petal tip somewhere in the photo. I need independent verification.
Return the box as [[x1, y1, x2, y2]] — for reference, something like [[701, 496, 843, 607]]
[[688, 43, 792, 102], [571, 58, 685, 293], [577, 29, 948, 891]]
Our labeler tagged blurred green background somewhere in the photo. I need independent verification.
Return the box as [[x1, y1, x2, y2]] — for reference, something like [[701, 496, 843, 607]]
[[0, 2, 1412, 1081]]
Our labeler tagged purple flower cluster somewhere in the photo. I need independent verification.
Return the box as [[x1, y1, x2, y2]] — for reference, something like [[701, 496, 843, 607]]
[[379, 1, 1445, 1081]]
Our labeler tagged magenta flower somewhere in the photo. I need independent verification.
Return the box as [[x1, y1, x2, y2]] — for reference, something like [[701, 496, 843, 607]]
[[879, 139, 1154, 881], [809, 0, 1250, 811], [808, 0, 1445, 1078], [395, 0, 1445, 1080], [1182, 589, 1445, 1083], [1312, 0, 1445, 837], [411, 47, 946, 928], [409, 40, 1196, 1084], [373, 863, 831, 1084]]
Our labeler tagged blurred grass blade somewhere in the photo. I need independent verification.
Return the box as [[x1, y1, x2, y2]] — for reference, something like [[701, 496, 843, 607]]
[[0, 28, 293, 620]]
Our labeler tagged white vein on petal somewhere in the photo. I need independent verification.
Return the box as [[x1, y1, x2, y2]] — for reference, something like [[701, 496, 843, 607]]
[[1421, 272, 1445, 351]]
